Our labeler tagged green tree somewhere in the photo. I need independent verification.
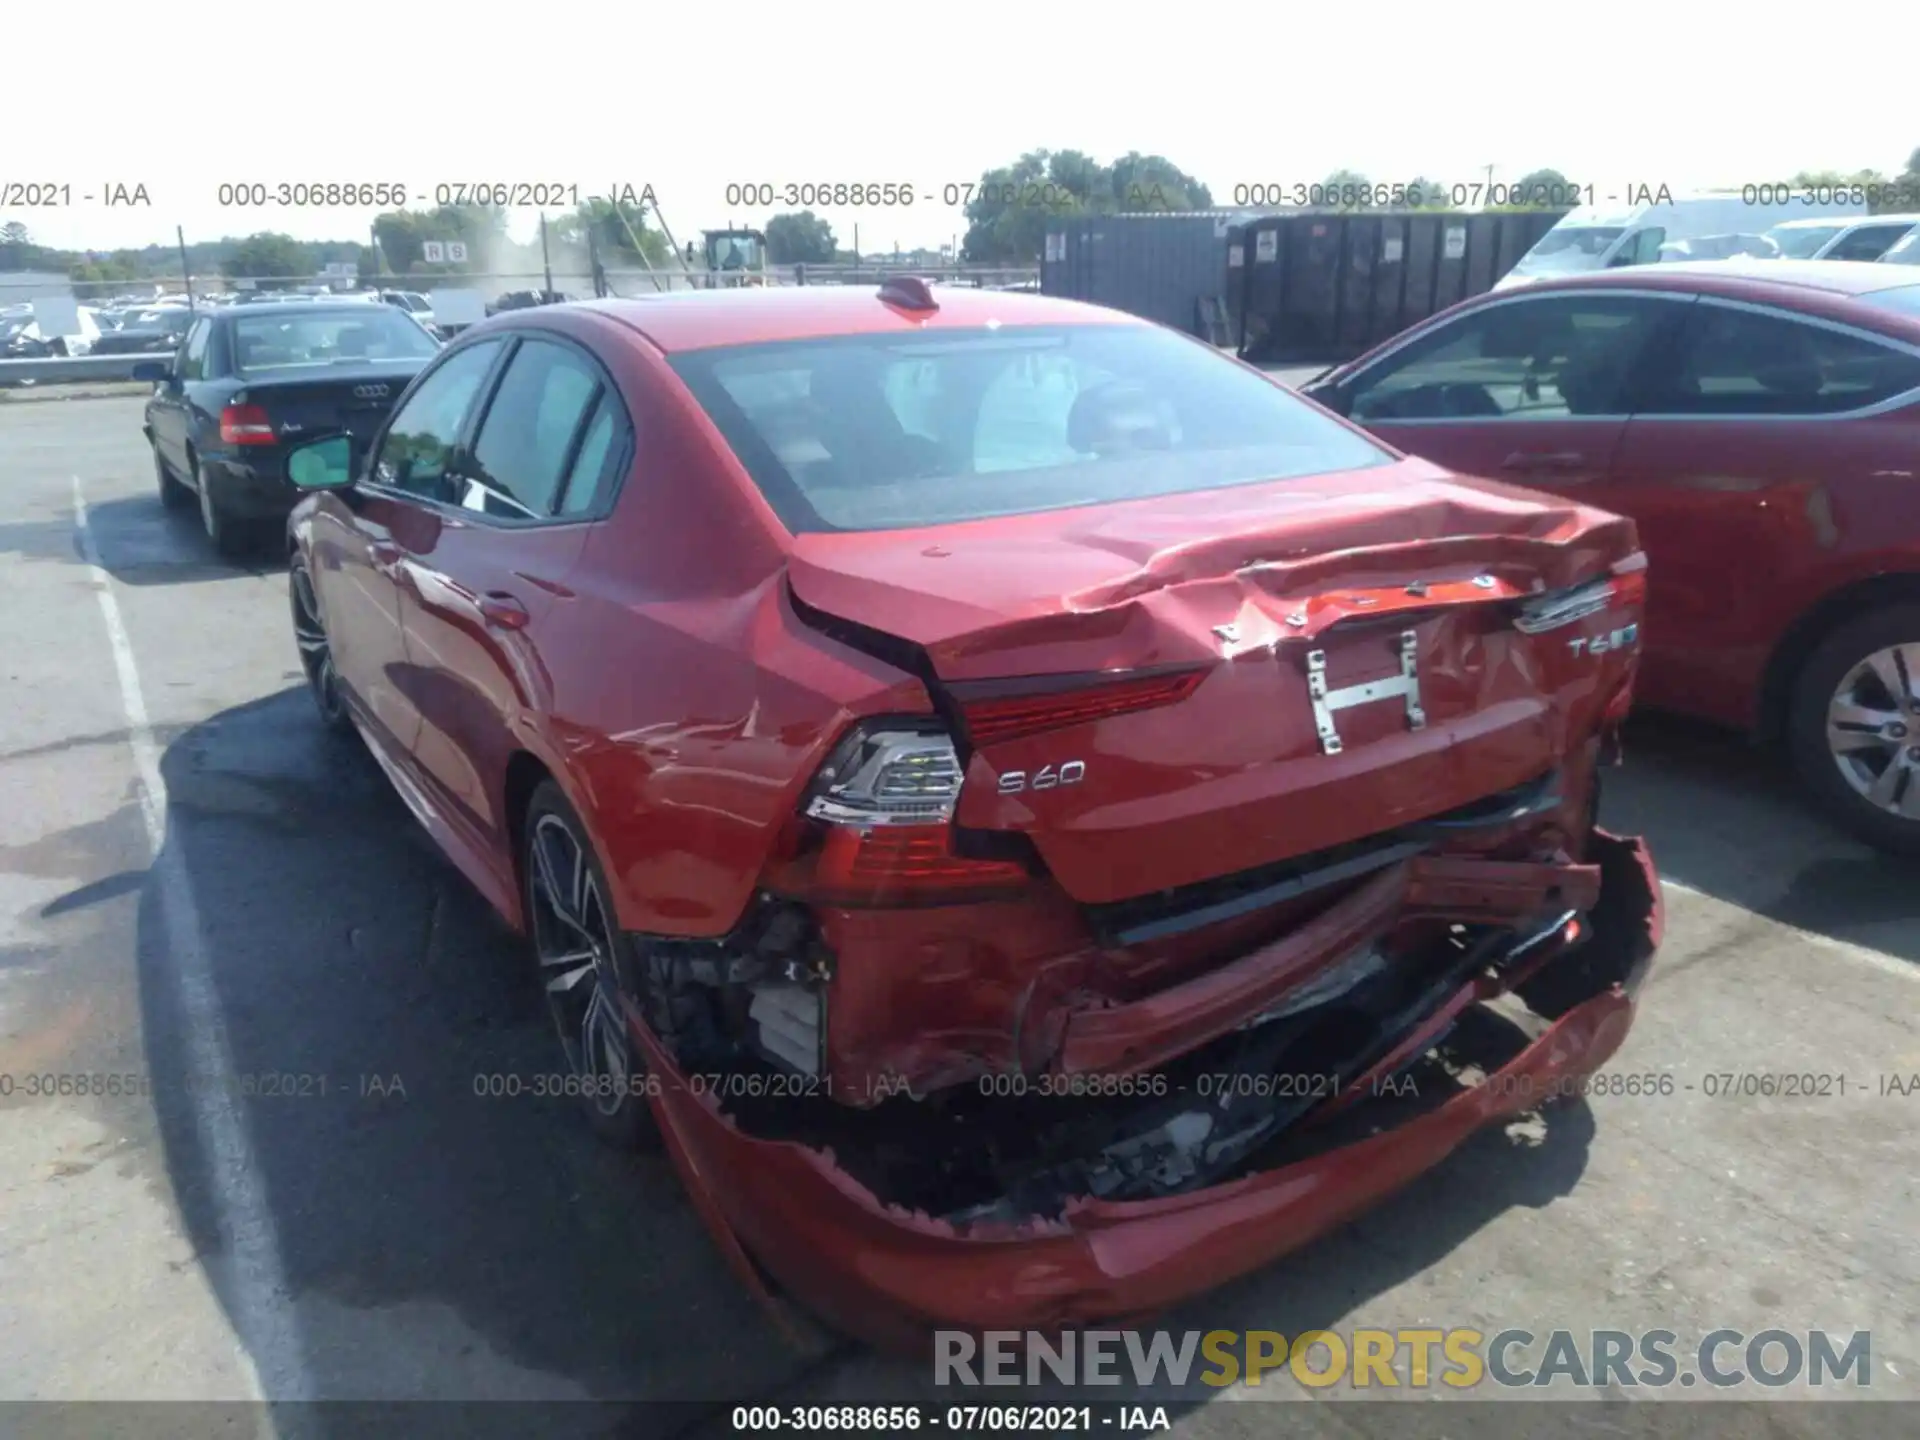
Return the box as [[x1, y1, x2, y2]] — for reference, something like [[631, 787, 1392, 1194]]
[[1399, 176, 1450, 209], [959, 149, 1216, 262], [1315, 169, 1373, 210], [765, 210, 836, 264], [1788, 167, 1903, 213], [1, 220, 29, 247], [1101, 152, 1212, 212], [555, 196, 669, 267], [224, 232, 310, 284], [372, 205, 509, 276]]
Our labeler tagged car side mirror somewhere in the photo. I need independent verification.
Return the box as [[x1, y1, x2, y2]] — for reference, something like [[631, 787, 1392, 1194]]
[[286, 434, 356, 490], [131, 359, 171, 383]]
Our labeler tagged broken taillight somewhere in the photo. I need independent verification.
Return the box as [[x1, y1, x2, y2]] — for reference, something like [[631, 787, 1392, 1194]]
[[771, 724, 1030, 905], [1513, 558, 1647, 634], [956, 668, 1208, 747]]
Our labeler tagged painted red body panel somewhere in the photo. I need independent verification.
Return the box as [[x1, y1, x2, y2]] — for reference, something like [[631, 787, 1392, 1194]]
[[1321, 264, 1920, 735], [628, 832, 1660, 1351], [292, 286, 1663, 1337]]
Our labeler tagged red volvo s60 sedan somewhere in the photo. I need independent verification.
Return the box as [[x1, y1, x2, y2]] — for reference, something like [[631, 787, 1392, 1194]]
[[280, 278, 1661, 1346], [1303, 260, 1920, 853]]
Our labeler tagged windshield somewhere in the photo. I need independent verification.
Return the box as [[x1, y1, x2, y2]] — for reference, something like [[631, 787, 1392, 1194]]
[[669, 324, 1396, 534], [1858, 284, 1920, 317], [1765, 224, 1847, 259], [232, 308, 440, 371], [1512, 226, 1624, 275]]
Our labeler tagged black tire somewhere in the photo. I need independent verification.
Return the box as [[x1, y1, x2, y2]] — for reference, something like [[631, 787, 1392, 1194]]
[[288, 560, 354, 734], [1787, 603, 1920, 855], [522, 780, 660, 1149], [154, 443, 192, 511], [194, 454, 252, 559]]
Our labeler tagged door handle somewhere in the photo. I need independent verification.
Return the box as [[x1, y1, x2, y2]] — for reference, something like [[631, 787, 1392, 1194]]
[[479, 591, 531, 630], [1501, 451, 1586, 470]]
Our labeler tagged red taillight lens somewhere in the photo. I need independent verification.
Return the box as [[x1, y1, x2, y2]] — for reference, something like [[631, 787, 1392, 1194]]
[[807, 824, 1029, 905], [767, 723, 1035, 906], [1514, 559, 1648, 634], [957, 668, 1207, 747], [220, 403, 275, 445], [1608, 568, 1648, 610]]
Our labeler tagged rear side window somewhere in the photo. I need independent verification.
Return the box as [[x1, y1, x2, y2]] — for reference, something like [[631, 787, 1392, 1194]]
[[669, 324, 1392, 533], [1642, 304, 1920, 415], [469, 339, 609, 516], [179, 319, 211, 379]]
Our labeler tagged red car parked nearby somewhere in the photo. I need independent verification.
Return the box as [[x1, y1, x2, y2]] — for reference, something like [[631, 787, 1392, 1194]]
[[1302, 260, 1920, 853], [280, 279, 1660, 1348]]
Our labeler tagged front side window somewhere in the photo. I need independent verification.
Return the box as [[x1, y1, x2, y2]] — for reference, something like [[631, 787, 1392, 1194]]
[[1343, 296, 1675, 422], [372, 340, 505, 499], [669, 324, 1393, 534], [1640, 304, 1920, 416]]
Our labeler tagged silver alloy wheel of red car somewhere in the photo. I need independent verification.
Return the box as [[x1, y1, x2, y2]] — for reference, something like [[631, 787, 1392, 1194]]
[[525, 800, 654, 1145], [289, 563, 351, 732], [1825, 643, 1920, 818]]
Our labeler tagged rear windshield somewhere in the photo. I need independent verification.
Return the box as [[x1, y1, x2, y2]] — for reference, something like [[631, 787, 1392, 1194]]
[[232, 308, 439, 371], [668, 324, 1394, 533], [1858, 284, 1920, 318]]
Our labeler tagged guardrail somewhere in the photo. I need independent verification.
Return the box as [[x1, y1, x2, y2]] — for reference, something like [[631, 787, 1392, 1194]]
[[0, 354, 166, 385]]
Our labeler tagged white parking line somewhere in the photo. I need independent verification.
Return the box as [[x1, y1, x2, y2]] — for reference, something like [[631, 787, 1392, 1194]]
[[72, 477, 313, 1404]]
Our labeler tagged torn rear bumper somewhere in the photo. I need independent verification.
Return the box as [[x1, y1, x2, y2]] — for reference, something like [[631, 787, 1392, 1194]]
[[627, 830, 1661, 1351]]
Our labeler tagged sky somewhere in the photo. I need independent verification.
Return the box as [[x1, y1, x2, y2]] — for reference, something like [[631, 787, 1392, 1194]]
[[6, 2, 1918, 265]]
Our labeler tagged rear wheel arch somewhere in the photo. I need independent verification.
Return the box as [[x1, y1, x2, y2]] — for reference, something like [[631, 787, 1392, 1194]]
[[1757, 571, 1920, 748], [502, 751, 558, 928]]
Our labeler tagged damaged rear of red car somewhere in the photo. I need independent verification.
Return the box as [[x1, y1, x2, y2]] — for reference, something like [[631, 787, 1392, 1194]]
[[363, 287, 1663, 1350], [576, 287, 1667, 1349]]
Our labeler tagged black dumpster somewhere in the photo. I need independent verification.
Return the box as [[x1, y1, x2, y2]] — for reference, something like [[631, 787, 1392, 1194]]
[[1041, 213, 1246, 339], [1226, 209, 1567, 364]]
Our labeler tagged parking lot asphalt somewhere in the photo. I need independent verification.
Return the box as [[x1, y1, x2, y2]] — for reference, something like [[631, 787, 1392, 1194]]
[[2, 396, 1916, 1435]]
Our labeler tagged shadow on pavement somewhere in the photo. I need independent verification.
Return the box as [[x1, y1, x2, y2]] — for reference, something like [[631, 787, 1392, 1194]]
[[1603, 713, 1919, 967], [80, 494, 279, 587], [134, 690, 825, 1432]]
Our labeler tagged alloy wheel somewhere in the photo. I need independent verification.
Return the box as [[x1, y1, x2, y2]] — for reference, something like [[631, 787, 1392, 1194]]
[[527, 812, 635, 1116], [1825, 642, 1920, 819], [289, 566, 347, 728]]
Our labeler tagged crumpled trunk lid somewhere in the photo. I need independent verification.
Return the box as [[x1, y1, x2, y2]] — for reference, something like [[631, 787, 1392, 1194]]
[[789, 460, 1642, 904]]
